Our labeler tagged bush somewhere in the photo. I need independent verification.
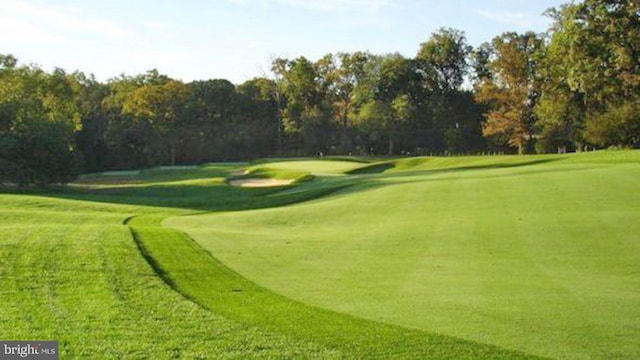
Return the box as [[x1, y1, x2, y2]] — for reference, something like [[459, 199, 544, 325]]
[[1, 119, 79, 186], [585, 100, 640, 148]]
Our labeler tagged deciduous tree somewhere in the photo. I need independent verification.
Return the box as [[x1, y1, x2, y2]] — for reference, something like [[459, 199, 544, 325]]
[[475, 32, 545, 154]]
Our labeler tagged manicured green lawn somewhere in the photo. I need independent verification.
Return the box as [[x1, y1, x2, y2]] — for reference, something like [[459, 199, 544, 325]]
[[251, 159, 366, 174], [167, 151, 640, 359], [0, 198, 341, 358], [2, 151, 638, 358], [1, 159, 538, 358]]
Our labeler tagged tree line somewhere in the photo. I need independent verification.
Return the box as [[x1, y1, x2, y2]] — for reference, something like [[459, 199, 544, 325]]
[[1, 0, 638, 185]]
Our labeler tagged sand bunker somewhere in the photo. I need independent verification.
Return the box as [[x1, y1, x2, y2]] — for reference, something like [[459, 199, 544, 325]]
[[229, 169, 249, 176], [229, 178, 294, 188]]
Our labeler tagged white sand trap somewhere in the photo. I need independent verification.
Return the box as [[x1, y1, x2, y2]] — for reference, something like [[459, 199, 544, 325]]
[[229, 178, 294, 187], [229, 169, 249, 176]]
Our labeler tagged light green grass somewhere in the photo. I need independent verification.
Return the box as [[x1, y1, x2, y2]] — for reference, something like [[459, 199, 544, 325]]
[[131, 216, 531, 359], [228, 166, 314, 183], [251, 160, 365, 175], [0, 202, 340, 358], [2, 151, 638, 358], [1, 160, 540, 358], [167, 151, 640, 359]]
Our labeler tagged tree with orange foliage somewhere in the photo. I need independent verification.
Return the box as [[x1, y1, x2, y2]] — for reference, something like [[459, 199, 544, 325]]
[[474, 32, 544, 154]]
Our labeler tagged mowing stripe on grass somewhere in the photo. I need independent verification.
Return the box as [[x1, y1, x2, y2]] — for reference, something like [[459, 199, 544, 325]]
[[0, 203, 344, 358], [168, 152, 640, 359], [129, 216, 541, 359]]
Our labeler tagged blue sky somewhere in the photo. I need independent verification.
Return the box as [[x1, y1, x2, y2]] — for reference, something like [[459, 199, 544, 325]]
[[0, 0, 567, 84]]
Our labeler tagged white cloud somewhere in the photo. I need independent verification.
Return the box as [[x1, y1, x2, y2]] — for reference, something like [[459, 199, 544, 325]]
[[277, 0, 394, 12], [226, 0, 395, 13], [0, 0, 129, 43], [0, 16, 62, 43], [476, 10, 544, 29]]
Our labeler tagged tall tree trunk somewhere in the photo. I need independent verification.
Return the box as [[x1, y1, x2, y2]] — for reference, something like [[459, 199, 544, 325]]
[[388, 137, 394, 155]]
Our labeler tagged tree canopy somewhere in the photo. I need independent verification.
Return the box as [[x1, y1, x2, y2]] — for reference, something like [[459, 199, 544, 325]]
[[0, 0, 637, 186]]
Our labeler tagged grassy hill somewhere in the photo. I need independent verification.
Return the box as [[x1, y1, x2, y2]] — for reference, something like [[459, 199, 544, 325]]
[[1, 151, 638, 358]]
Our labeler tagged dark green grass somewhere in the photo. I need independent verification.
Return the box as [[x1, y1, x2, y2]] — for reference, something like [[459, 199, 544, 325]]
[[77, 164, 237, 185]]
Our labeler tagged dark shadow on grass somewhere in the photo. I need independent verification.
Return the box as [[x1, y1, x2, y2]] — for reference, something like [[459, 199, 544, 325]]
[[128, 223, 210, 311], [20, 179, 362, 213], [357, 157, 561, 178], [346, 162, 395, 174], [9, 157, 565, 214], [376, 165, 596, 189]]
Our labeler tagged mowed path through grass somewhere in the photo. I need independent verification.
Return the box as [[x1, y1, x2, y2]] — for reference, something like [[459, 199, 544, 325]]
[[167, 151, 640, 359], [1, 162, 538, 358], [0, 199, 343, 358]]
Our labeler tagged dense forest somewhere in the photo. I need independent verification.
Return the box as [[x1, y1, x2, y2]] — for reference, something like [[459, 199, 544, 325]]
[[1, 0, 638, 185]]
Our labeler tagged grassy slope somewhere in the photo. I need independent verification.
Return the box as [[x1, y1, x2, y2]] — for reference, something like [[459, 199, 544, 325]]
[[0, 198, 340, 358], [167, 151, 640, 359], [132, 216, 533, 359], [0, 160, 536, 358], [252, 160, 365, 175]]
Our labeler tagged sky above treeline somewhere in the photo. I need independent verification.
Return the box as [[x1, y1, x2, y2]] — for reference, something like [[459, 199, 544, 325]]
[[1, 0, 567, 84]]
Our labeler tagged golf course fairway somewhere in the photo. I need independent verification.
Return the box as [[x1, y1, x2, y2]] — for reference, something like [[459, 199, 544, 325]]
[[166, 151, 640, 359], [1, 151, 638, 358]]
